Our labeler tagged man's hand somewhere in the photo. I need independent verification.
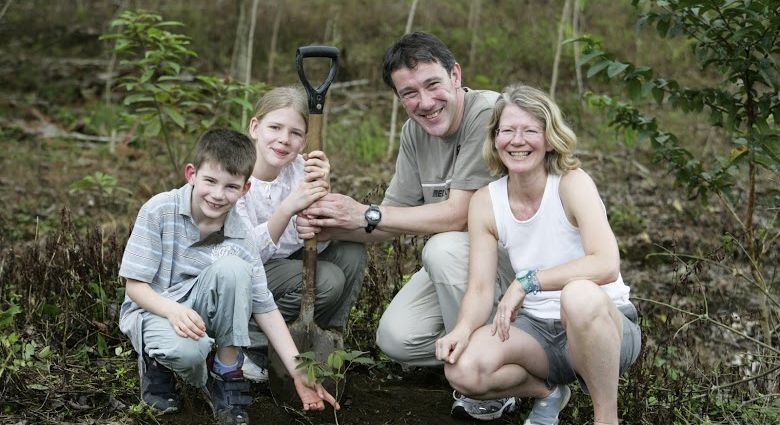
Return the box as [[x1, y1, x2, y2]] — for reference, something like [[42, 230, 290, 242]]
[[301, 193, 366, 230], [436, 327, 471, 365], [166, 304, 206, 340]]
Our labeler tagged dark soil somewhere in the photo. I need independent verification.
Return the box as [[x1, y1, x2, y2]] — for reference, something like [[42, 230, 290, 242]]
[[163, 367, 524, 425]]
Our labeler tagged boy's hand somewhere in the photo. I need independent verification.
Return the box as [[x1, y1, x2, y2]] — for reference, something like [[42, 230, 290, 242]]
[[293, 374, 340, 411], [167, 304, 206, 340]]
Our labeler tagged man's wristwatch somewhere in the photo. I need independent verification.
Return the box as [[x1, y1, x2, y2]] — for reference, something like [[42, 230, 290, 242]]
[[364, 204, 382, 233], [516, 269, 541, 295]]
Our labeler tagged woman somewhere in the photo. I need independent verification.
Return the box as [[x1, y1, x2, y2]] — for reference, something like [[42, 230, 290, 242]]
[[236, 86, 366, 380], [435, 84, 641, 425]]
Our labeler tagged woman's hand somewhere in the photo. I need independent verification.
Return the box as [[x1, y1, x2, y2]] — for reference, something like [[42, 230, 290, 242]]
[[491, 280, 525, 342], [293, 373, 340, 411]]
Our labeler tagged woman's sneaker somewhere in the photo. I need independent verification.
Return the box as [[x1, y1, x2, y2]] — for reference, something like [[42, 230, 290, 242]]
[[523, 385, 571, 425], [139, 353, 179, 413], [451, 390, 517, 420], [203, 353, 252, 425]]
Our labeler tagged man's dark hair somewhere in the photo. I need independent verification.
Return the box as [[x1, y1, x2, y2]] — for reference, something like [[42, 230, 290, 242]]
[[192, 128, 256, 180], [381, 31, 457, 92]]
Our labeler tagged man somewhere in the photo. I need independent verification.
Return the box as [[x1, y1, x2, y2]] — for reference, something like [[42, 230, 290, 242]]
[[297, 32, 516, 421]]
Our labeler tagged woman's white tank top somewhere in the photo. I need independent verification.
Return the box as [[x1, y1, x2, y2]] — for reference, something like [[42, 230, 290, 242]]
[[488, 174, 630, 319]]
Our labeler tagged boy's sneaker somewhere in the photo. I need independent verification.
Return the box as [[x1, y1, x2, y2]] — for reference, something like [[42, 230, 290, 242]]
[[451, 390, 517, 420], [523, 385, 571, 425], [139, 353, 179, 413], [241, 349, 268, 383], [203, 353, 252, 425]]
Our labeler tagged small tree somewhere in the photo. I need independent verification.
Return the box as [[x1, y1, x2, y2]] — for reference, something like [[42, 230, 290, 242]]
[[100, 10, 266, 174], [296, 350, 373, 425], [575, 0, 778, 352]]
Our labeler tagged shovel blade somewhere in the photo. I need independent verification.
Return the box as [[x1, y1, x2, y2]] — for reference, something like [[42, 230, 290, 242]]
[[268, 320, 344, 406]]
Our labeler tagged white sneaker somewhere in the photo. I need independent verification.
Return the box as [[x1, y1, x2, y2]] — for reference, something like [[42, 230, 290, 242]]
[[240, 353, 268, 383], [523, 385, 571, 425], [451, 390, 517, 420]]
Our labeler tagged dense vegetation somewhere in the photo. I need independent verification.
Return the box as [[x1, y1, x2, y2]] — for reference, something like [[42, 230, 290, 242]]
[[0, 1, 777, 423]]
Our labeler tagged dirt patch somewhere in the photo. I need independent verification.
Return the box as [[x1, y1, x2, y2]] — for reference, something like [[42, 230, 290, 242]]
[[161, 368, 524, 425]]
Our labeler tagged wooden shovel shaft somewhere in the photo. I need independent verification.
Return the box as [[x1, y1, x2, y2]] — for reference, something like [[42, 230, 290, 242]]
[[299, 113, 323, 324]]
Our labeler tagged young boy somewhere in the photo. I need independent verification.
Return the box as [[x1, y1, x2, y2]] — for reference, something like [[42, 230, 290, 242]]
[[118, 128, 337, 424]]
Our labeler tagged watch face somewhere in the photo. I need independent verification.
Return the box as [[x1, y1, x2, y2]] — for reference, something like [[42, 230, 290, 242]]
[[367, 210, 381, 221]]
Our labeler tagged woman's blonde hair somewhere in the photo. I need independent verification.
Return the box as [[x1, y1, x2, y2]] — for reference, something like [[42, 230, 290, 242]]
[[252, 86, 309, 130], [482, 84, 580, 176]]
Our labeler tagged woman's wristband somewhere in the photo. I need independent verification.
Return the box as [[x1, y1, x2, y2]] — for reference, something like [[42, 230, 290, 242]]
[[516, 269, 540, 295]]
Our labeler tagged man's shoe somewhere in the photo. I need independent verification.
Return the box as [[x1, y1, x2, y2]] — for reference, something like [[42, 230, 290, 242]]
[[451, 390, 517, 420], [139, 353, 179, 413], [523, 385, 571, 425], [241, 349, 268, 383], [203, 353, 252, 425]]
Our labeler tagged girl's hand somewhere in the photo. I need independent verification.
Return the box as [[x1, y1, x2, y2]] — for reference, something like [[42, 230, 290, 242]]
[[303, 151, 330, 188], [490, 281, 525, 342], [283, 179, 329, 214], [293, 374, 340, 411]]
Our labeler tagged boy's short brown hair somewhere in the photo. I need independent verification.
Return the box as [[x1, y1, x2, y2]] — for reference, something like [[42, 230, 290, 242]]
[[193, 128, 256, 180]]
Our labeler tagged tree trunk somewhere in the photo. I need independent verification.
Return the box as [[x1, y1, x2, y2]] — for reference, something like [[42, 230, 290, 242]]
[[0, 0, 15, 22], [572, 0, 583, 98], [467, 0, 481, 77], [387, 0, 419, 160], [266, 2, 283, 85], [231, 0, 260, 129], [231, 0, 250, 81], [550, 0, 571, 100]]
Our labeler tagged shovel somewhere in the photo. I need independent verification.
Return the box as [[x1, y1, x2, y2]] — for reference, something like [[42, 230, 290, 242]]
[[268, 45, 344, 405]]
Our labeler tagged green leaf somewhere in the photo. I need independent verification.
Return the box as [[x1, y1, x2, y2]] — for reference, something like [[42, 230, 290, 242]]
[[0, 304, 21, 328], [97, 334, 107, 356], [587, 60, 611, 78], [40, 304, 62, 317], [163, 106, 186, 128], [143, 119, 161, 138], [38, 346, 52, 359], [607, 62, 629, 78], [297, 351, 317, 361], [652, 87, 665, 105], [578, 49, 605, 66]]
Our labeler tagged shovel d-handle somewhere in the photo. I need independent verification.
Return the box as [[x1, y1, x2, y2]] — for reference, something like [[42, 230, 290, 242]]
[[296, 45, 339, 323], [295, 45, 339, 115]]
